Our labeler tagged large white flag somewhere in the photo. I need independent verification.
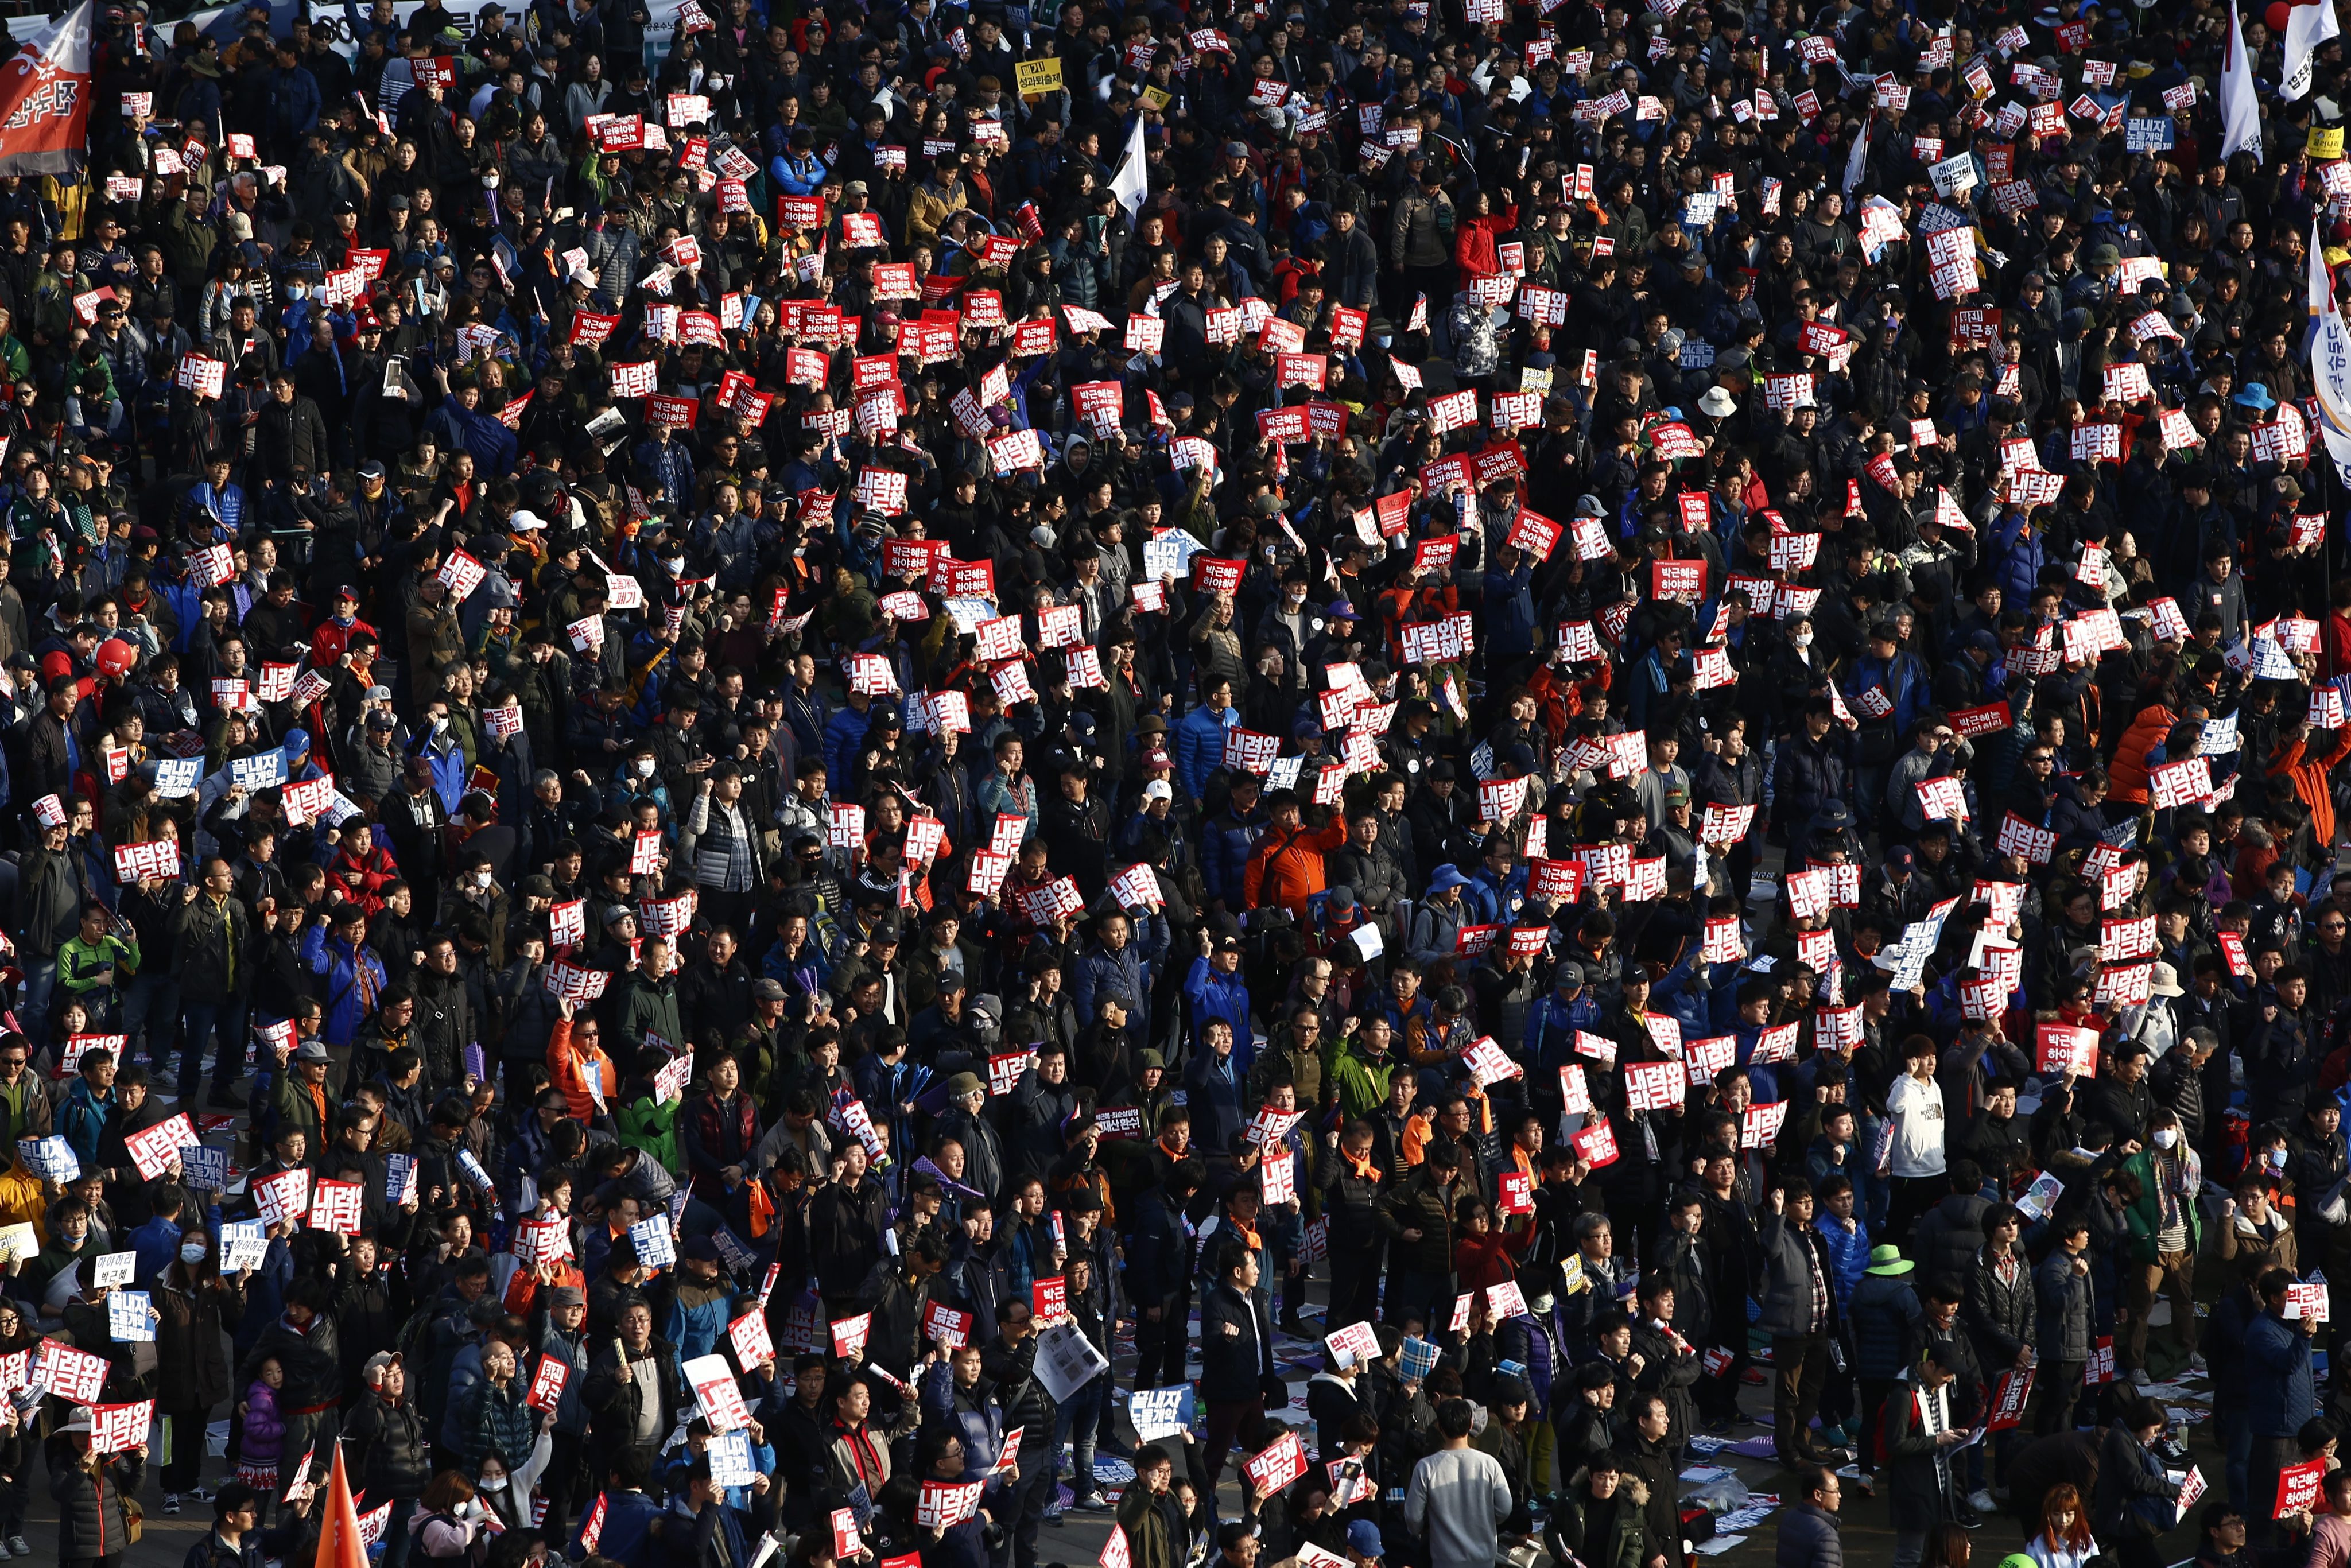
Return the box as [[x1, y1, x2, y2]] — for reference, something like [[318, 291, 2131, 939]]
[[1109, 114, 1150, 222], [2222, 0, 2264, 159], [2308, 217, 2351, 484], [1843, 112, 1871, 196], [2285, 0, 2341, 99]]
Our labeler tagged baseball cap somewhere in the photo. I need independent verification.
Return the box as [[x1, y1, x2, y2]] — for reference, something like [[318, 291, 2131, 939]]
[[1348, 1522, 1384, 1559], [1143, 780, 1173, 801]]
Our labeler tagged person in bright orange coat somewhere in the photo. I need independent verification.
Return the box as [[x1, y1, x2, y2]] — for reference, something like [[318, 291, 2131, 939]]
[[545, 996, 616, 1121], [1244, 790, 1350, 917], [2268, 718, 2351, 852]]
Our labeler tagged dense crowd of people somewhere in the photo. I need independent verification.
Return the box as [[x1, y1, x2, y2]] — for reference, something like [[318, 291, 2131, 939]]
[[7, 0, 2351, 1565]]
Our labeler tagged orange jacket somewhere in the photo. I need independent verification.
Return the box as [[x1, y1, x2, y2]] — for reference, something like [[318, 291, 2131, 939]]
[[2269, 727, 2351, 851], [546, 1016, 616, 1121], [1244, 816, 1350, 914], [2105, 704, 2177, 805]]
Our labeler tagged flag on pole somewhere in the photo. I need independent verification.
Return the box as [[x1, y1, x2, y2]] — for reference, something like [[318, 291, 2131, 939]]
[[2285, 0, 2341, 99], [2307, 216, 2351, 485], [1843, 112, 1871, 196], [0, 0, 94, 177], [2221, 0, 2263, 160], [312, 1443, 368, 1568], [1110, 113, 1149, 222]]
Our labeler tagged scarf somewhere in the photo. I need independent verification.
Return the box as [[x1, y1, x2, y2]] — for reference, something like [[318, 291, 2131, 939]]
[[834, 1420, 885, 1492], [1233, 1221, 1262, 1251], [1343, 1147, 1381, 1181]]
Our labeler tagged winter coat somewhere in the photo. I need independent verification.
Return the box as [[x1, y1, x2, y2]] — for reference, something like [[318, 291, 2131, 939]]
[[583, 1334, 686, 1450], [2034, 1248, 2093, 1365], [460, 1375, 537, 1469], [172, 887, 250, 1004], [1846, 1272, 1923, 1379], [1963, 1248, 2035, 1371], [2090, 1423, 2178, 1542], [346, 1387, 432, 1501], [1776, 1500, 1842, 1568], [156, 1270, 243, 1409], [1910, 1193, 1993, 1293], [1198, 1279, 1274, 1404], [1557, 1484, 1649, 1568], [1880, 1381, 1960, 1532], [2245, 1309, 2317, 1437], [1378, 1163, 1465, 1274], [1755, 1212, 1838, 1339], [51, 1449, 146, 1559], [240, 1381, 285, 1464], [1174, 705, 1236, 803]]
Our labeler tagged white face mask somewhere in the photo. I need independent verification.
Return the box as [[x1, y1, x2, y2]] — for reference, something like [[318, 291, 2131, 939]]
[[1791, 632, 1813, 649], [479, 1476, 508, 1493], [2154, 1128, 2178, 1150], [634, 758, 655, 778], [180, 1242, 209, 1264]]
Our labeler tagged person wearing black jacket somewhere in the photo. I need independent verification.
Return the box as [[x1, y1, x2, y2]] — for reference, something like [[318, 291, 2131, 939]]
[[1199, 1241, 1278, 1490], [254, 371, 332, 481], [1127, 1161, 1203, 1391], [581, 1298, 685, 1463], [979, 1299, 1059, 1568], [182, 1482, 266, 1568], [1316, 1120, 1387, 1331], [236, 1276, 342, 1500], [342, 1353, 430, 1550], [770, 1354, 834, 1532]]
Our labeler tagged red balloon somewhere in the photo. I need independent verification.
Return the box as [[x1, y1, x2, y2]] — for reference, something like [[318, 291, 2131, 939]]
[[95, 638, 135, 678], [2270, 2, 2294, 32]]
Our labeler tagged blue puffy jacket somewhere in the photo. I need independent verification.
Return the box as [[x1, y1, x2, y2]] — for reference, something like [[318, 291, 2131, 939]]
[[1988, 510, 2045, 605], [1182, 954, 1252, 1062], [1846, 1271, 1923, 1380], [1201, 808, 1264, 909], [1174, 704, 1237, 802], [825, 702, 880, 789]]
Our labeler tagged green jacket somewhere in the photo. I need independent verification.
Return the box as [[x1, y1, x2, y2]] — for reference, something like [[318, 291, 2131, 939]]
[[1329, 1038, 1400, 1122], [57, 932, 138, 1000], [2121, 1144, 2203, 1266], [615, 1094, 681, 1172], [1556, 1484, 1648, 1568], [616, 972, 686, 1055]]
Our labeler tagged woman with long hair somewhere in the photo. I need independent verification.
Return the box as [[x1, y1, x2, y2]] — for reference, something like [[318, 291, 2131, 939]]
[[155, 1220, 247, 1515], [2023, 1482, 2097, 1568]]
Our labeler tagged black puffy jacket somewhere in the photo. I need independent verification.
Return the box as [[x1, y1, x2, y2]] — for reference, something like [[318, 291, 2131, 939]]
[[344, 1389, 432, 1502], [49, 1446, 145, 1560]]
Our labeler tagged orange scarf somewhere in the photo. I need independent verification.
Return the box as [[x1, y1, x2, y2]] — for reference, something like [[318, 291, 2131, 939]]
[[1233, 1221, 1262, 1251], [1343, 1147, 1381, 1181]]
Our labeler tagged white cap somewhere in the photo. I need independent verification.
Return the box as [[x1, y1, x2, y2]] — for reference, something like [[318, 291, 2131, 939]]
[[1143, 780, 1173, 802], [510, 509, 546, 531]]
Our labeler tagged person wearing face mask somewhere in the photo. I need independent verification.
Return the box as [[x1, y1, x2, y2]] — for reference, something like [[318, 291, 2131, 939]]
[[155, 1225, 248, 1514], [473, 1449, 537, 1535], [411, 1470, 484, 1561], [2118, 1111, 2206, 1385]]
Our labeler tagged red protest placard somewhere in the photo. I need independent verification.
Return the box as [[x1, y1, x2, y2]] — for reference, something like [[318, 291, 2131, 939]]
[[1987, 1367, 2033, 1430], [2279, 1457, 2326, 1519], [1244, 1431, 1308, 1493]]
